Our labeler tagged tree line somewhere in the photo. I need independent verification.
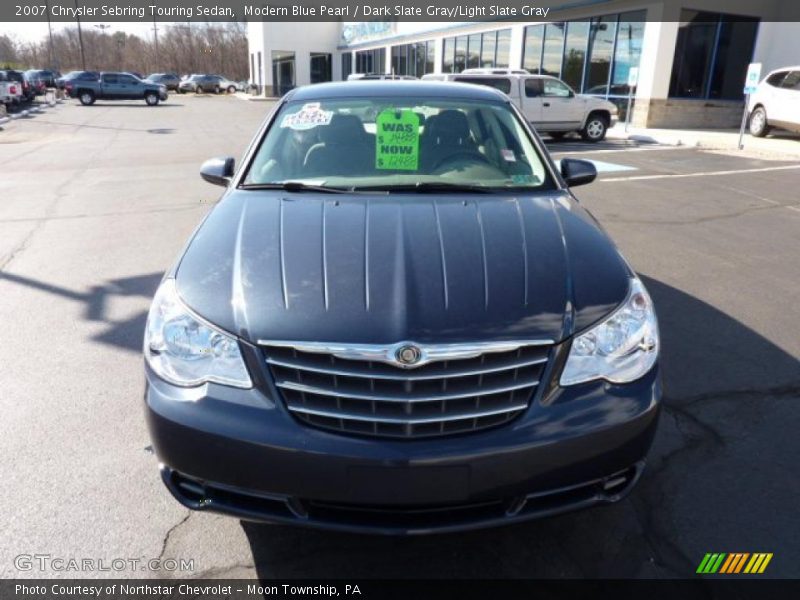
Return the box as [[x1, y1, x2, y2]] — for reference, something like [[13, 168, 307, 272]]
[[0, 22, 249, 80]]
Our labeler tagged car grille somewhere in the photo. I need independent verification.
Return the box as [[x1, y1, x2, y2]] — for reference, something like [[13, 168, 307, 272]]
[[262, 342, 551, 439]]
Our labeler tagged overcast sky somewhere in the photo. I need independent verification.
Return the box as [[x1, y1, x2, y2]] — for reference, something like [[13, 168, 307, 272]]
[[3, 21, 160, 44]]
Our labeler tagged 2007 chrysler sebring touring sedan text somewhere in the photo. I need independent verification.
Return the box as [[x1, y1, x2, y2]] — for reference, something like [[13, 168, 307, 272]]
[[144, 81, 661, 534]]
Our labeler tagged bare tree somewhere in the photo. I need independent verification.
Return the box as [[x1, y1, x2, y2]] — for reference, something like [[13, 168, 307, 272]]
[[9, 23, 248, 79]]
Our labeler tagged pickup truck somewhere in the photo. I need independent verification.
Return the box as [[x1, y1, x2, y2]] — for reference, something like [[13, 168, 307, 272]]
[[422, 70, 618, 142], [68, 72, 167, 106]]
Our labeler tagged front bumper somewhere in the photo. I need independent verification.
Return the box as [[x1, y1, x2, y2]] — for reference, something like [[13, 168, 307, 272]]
[[146, 355, 661, 534]]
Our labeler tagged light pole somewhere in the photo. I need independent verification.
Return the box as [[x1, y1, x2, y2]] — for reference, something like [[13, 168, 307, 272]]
[[152, 16, 160, 72], [44, 0, 56, 70], [74, 0, 86, 70]]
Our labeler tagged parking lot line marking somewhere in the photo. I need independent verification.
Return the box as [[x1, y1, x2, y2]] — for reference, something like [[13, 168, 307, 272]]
[[599, 164, 800, 182]]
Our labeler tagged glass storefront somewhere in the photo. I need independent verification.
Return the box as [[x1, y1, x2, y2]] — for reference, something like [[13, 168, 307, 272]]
[[441, 28, 512, 73], [522, 10, 645, 98], [355, 48, 386, 74], [669, 10, 759, 100], [391, 41, 435, 78]]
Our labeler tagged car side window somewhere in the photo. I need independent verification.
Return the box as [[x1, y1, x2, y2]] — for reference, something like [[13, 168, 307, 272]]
[[765, 71, 788, 87], [118, 75, 136, 84], [542, 79, 572, 98], [524, 79, 542, 98], [103, 74, 118, 84], [780, 71, 800, 90]]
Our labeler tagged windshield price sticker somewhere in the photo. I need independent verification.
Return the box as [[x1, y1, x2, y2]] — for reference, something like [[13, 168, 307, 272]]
[[376, 109, 420, 170], [281, 103, 333, 130]]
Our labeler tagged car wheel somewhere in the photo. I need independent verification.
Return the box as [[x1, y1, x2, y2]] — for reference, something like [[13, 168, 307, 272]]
[[145, 92, 159, 106], [78, 91, 95, 106], [580, 114, 608, 142], [749, 106, 770, 137], [178, 88, 185, 94], [214, 86, 221, 94], [196, 86, 204, 94], [227, 85, 236, 94]]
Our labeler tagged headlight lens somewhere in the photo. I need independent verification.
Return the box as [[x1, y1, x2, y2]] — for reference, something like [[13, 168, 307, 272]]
[[560, 278, 659, 386], [144, 279, 252, 389]]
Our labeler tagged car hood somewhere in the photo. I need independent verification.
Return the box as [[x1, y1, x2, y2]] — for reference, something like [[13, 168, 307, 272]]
[[175, 191, 631, 345]]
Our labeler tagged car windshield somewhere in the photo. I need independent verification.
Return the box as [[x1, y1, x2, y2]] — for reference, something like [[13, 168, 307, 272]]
[[243, 95, 553, 191]]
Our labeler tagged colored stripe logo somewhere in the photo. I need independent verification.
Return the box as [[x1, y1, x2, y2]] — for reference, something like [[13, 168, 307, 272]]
[[697, 553, 773, 574]]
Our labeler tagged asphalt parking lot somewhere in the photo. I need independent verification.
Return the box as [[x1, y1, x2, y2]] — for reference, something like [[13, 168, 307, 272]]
[[1, 95, 798, 579]]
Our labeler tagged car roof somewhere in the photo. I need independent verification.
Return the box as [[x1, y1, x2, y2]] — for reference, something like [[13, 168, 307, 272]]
[[287, 80, 509, 102], [767, 65, 800, 73]]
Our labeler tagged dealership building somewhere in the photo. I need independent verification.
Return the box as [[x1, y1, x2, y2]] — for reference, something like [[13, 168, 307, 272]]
[[247, 0, 799, 127]]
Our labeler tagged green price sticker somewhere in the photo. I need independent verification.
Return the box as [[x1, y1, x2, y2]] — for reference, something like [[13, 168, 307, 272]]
[[375, 109, 419, 171]]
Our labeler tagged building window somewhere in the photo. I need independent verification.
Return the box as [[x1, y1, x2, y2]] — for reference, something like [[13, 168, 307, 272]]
[[522, 26, 544, 73], [541, 23, 565, 77], [341, 53, 352, 80], [454, 36, 466, 72], [355, 48, 385, 74], [271, 50, 295, 96], [669, 10, 759, 100], [467, 34, 481, 69], [481, 31, 497, 68], [610, 14, 645, 96], [562, 20, 589, 91], [310, 53, 331, 84], [442, 29, 511, 73], [585, 16, 615, 95], [390, 41, 434, 77], [495, 29, 511, 68], [442, 38, 453, 73], [250, 53, 255, 84]]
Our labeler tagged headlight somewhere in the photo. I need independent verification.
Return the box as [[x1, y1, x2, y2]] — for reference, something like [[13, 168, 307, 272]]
[[144, 279, 252, 389], [560, 278, 658, 386]]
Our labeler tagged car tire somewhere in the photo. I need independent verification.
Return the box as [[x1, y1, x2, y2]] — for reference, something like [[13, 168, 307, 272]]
[[145, 92, 159, 106], [78, 91, 95, 106], [749, 106, 770, 137], [214, 86, 221, 94], [580, 113, 608, 142], [178, 88, 185, 94], [227, 85, 236, 94], [196, 86, 204, 94]]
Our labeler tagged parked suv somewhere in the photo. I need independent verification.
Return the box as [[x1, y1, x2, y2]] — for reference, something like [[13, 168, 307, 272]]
[[748, 66, 800, 137], [145, 73, 181, 91], [144, 81, 661, 534], [423, 71, 618, 141], [178, 74, 222, 94]]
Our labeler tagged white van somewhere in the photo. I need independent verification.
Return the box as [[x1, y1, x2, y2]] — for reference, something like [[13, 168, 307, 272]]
[[422, 70, 618, 141]]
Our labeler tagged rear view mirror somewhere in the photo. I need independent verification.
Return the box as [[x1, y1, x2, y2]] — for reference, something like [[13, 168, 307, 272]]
[[560, 158, 597, 187], [200, 157, 235, 187]]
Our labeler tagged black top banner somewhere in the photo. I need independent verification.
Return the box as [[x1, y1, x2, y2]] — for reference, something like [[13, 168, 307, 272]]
[[4, 0, 800, 22]]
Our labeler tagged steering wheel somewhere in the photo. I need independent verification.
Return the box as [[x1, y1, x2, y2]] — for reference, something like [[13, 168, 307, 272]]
[[431, 151, 492, 173]]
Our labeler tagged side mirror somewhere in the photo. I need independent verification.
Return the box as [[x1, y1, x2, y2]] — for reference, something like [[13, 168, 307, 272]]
[[560, 158, 597, 187], [200, 156, 235, 187]]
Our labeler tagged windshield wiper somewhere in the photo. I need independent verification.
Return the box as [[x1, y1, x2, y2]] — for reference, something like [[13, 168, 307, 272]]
[[354, 182, 494, 194], [239, 181, 350, 194]]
